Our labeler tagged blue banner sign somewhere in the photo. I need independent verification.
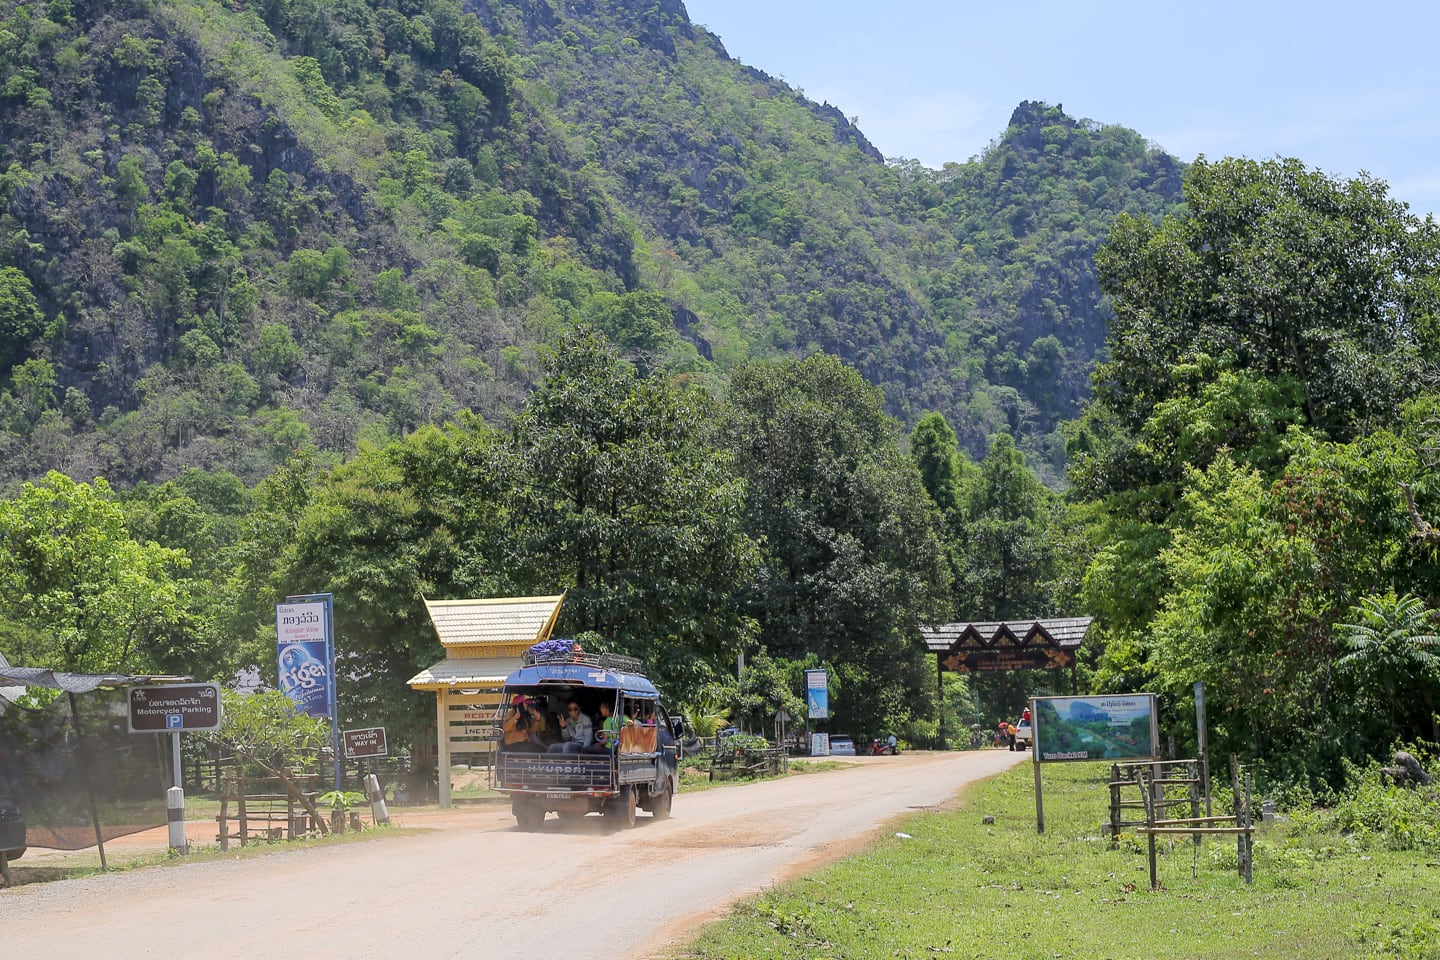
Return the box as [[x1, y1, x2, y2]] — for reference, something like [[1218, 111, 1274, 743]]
[[805, 669, 829, 719], [276, 599, 333, 718]]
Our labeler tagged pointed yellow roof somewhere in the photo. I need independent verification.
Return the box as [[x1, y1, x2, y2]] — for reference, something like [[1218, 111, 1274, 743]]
[[423, 594, 565, 649], [408, 594, 566, 690]]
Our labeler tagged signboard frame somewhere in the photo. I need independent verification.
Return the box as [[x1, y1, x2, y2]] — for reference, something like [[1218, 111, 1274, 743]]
[[1032, 693, 1159, 764], [342, 726, 388, 759], [127, 682, 223, 733], [804, 669, 829, 720]]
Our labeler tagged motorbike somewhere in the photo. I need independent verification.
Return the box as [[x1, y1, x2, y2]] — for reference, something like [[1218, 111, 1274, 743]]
[[867, 738, 899, 756]]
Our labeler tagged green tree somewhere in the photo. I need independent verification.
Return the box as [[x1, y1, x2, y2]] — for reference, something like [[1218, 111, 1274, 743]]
[[721, 353, 950, 736], [200, 689, 332, 833], [0, 266, 42, 372], [0, 472, 200, 674], [277, 421, 506, 748], [1094, 156, 1440, 445], [494, 326, 758, 699], [953, 433, 1058, 621], [1336, 593, 1440, 742], [909, 411, 965, 515]]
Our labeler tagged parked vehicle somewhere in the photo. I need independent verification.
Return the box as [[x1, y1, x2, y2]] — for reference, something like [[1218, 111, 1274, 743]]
[[492, 647, 680, 830], [868, 737, 899, 756], [1013, 718, 1033, 751], [829, 735, 857, 756], [0, 795, 24, 888]]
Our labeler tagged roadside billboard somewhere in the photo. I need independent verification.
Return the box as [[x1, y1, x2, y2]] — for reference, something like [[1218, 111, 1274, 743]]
[[804, 669, 829, 719], [1033, 694, 1158, 763], [276, 597, 333, 718]]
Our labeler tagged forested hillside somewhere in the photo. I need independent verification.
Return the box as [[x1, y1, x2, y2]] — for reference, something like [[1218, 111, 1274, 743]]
[[0, 0, 1185, 488], [4, 0, 1440, 793]]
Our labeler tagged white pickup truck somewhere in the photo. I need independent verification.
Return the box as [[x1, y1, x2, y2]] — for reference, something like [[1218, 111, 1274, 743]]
[[1013, 718, 1033, 751]]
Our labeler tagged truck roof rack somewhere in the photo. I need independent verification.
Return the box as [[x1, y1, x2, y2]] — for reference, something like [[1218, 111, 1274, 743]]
[[520, 649, 645, 674]]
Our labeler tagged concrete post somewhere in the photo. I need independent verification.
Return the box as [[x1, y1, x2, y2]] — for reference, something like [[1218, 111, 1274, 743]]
[[167, 785, 188, 853], [366, 773, 390, 825]]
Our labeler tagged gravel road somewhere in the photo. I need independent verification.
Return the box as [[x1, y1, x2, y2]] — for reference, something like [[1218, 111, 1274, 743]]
[[2, 750, 1025, 959]]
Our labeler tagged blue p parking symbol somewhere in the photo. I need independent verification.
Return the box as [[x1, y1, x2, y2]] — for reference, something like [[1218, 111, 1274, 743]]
[[166, 713, 183, 729]]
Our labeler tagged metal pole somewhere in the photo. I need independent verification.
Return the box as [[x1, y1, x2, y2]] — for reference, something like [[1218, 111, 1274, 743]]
[[171, 731, 182, 789], [1034, 757, 1045, 833], [1194, 681, 1212, 818], [326, 594, 340, 791], [935, 655, 947, 750]]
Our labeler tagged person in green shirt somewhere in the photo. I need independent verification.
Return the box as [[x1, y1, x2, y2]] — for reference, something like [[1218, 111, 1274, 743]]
[[585, 700, 631, 753]]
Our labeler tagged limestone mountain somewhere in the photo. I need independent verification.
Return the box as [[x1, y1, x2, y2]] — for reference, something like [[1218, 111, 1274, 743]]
[[0, 0, 1184, 487]]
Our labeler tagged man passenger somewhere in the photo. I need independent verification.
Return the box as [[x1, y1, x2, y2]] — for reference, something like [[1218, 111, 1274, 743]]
[[548, 699, 594, 753]]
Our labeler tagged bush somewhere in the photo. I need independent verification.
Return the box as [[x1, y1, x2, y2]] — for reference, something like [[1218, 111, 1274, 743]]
[[1292, 749, 1440, 852]]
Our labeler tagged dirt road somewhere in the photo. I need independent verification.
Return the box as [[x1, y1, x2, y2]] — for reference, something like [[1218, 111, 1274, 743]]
[[2, 750, 1025, 958]]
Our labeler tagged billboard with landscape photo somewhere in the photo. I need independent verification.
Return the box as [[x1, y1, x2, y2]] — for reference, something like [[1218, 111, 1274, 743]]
[[1033, 694, 1158, 763]]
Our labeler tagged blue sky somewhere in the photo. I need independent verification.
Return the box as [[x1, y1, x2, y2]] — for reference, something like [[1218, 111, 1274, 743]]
[[681, 1, 1440, 216]]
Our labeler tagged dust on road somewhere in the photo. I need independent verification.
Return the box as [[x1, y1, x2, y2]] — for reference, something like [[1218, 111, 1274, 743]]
[[2, 750, 1026, 959]]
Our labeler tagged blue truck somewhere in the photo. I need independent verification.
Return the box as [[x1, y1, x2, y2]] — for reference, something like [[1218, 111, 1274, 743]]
[[492, 649, 680, 830]]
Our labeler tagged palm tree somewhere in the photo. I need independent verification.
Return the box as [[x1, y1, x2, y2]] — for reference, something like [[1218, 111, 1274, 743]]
[[1336, 593, 1440, 741]]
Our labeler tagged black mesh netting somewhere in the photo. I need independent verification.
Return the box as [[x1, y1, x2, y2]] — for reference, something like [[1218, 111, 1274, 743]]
[[0, 688, 169, 850]]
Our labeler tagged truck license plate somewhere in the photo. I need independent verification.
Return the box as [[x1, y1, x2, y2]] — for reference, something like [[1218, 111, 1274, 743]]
[[546, 792, 568, 799]]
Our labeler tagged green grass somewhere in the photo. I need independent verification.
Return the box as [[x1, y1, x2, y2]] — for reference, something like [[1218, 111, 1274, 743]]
[[669, 761, 1440, 960], [678, 755, 853, 793]]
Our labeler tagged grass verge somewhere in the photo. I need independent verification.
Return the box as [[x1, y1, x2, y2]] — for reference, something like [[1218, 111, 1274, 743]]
[[669, 760, 1440, 960]]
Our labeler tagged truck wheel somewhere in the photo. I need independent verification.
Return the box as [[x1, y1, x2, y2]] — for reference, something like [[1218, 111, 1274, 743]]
[[650, 780, 673, 821], [607, 785, 637, 828], [513, 799, 544, 831]]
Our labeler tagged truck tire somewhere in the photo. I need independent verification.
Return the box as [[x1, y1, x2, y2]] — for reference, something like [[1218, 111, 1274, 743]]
[[607, 785, 637, 828], [650, 780, 673, 821], [513, 798, 545, 831]]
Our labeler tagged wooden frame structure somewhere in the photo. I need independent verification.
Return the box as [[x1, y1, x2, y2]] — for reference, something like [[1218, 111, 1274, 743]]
[[407, 594, 565, 807], [920, 618, 1092, 746]]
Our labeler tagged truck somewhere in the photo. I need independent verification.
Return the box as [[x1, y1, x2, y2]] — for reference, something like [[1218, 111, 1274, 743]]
[[0, 791, 24, 888], [491, 648, 680, 830], [1013, 717, 1033, 751]]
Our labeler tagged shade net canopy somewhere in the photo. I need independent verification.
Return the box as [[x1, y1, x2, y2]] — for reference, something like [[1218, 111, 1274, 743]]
[[0, 686, 170, 850]]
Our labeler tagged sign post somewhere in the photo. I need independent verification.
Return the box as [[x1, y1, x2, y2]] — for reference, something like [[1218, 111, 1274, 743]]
[[1029, 693, 1160, 833], [342, 726, 388, 760], [277, 593, 339, 789], [129, 682, 223, 855]]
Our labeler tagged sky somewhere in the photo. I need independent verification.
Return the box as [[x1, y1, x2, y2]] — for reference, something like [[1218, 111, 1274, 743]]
[[681, 1, 1440, 216]]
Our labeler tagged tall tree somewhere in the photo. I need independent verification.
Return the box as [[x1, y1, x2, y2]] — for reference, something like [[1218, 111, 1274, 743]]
[[1093, 156, 1440, 446], [910, 411, 966, 515], [496, 325, 758, 699], [277, 420, 507, 747], [953, 433, 1059, 621], [721, 353, 950, 734]]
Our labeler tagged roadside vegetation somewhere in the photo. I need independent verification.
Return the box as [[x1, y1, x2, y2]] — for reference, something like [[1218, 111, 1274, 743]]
[[671, 754, 1440, 960]]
